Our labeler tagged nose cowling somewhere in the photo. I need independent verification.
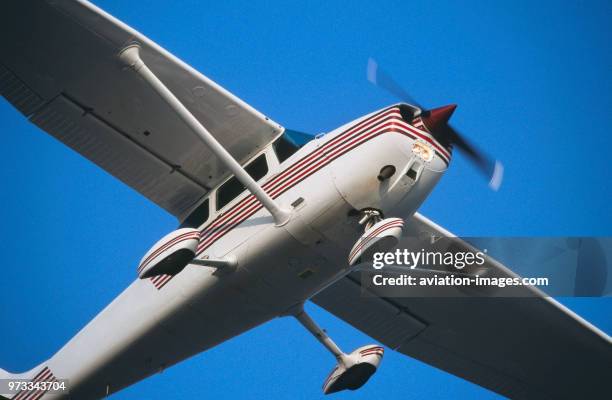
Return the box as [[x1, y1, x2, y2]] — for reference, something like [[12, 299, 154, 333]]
[[421, 104, 457, 133]]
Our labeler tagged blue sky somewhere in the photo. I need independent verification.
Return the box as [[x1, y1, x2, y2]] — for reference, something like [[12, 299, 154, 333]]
[[0, 0, 610, 398]]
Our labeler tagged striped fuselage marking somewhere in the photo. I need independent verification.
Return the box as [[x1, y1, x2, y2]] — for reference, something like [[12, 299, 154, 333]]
[[348, 218, 404, 264], [150, 106, 450, 289], [360, 345, 385, 357], [12, 366, 57, 400], [137, 231, 200, 274]]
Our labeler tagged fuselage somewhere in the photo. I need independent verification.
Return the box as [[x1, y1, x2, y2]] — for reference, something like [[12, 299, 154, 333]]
[[33, 104, 451, 399]]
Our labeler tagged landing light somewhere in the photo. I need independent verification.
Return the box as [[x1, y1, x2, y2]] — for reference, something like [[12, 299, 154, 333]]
[[412, 141, 434, 162]]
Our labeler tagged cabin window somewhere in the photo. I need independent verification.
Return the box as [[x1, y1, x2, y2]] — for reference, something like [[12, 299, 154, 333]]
[[273, 135, 300, 164], [180, 198, 209, 228], [216, 153, 268, 210]]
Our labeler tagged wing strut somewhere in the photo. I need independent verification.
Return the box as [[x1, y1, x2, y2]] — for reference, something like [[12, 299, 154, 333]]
[[118, 45, 291, 226], [294, 306, 350, 365]]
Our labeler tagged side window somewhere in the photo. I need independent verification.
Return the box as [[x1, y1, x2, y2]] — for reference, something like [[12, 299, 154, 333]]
[[273, 134, 300, 164], [217, 153, 268, 210], [180, 198, 209, 228]]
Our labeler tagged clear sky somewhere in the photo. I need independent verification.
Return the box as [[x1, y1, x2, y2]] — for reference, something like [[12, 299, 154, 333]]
[[0, 0, 610, 399]]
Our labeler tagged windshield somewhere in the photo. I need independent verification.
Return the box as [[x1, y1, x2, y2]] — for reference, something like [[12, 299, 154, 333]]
[[273, 129, 313, 163]]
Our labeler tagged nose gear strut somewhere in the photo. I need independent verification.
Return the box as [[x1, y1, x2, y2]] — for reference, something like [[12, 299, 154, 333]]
[[358, 209, 383, 231], [349, 209, 404, 266]]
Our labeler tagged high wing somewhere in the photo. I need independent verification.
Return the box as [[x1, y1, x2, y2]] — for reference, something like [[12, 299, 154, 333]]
[[0, 0, 282, 219], [313, 213, 612, 399]]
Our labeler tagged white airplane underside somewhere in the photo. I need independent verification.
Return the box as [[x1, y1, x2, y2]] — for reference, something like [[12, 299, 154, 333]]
[[0, 1, 610, 399]]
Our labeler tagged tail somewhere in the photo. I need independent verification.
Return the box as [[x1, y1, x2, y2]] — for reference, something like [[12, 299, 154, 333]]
[[0, 363, 58, 400]]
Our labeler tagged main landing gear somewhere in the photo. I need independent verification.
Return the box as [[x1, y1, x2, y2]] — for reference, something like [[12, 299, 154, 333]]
[[348, 209, 404, 266], [293, 306, 384, 394]]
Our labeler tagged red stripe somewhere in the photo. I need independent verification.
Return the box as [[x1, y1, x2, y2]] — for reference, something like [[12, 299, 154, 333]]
[[395, 120, 450, 160], [360, 346, 384, 353], [152, 274, 172, 288], [348, 222, 403, 263], [360, 351, 384, 357], [267, 118, 451, 205], [197, 193, 259, 244], [360, 348, 384, 355], [197, 200, 262, 253], [264, 110, 401, 193], [16, 368, 54, 400], [326, 121, 407, 161], [138, 232, 199, 273], [14, 368, 49, 400], [360, 346, 384, 352], [360, 349, 384, 355], [348, 221, 402, 261], [139, 232, 199, 271], [155, 274, 173, 289], [323, 366, 339, 389], [268, 123, 392, 198], [348, 220, 404, 261], [266, 122, 411, 206], [29, 378, 57, 400], [21, 376, 54, 400]]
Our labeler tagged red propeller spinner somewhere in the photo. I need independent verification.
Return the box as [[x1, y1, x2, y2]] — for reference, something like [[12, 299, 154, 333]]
[[420, 104, 457, 133]]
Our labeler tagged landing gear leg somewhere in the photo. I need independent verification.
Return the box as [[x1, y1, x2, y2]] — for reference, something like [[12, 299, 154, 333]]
[[357, 208, 383, 231], [293, 307, 349, 366], [292, 305, 384, 394], [348, 209, 404, 266]]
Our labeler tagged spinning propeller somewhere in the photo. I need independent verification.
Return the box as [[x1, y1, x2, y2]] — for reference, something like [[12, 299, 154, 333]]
[[367, 58, 504, 191]]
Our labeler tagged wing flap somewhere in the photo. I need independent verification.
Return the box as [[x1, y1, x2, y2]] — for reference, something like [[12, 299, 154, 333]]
[[0, 63, 45, 117], [313, 276, 426, 349], [0, 0, 282, 218], [30, 94, 205, 214]]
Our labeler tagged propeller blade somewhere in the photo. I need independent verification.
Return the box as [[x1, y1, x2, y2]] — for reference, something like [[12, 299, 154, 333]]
[[366, 58, 504, 191], [367, 58, 422, 108], [441, 125, 504, 191]]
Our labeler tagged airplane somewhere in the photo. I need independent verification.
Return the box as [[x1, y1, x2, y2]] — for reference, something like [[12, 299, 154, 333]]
[[0, 1, 610, 399]]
